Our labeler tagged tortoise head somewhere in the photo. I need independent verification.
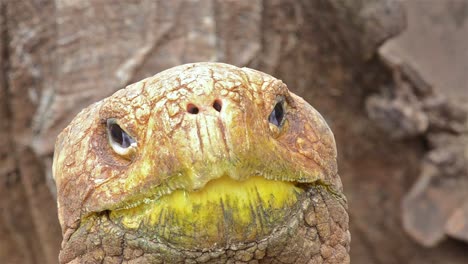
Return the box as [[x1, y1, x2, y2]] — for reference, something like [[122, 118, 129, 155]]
[[53, 62, 342, 249]]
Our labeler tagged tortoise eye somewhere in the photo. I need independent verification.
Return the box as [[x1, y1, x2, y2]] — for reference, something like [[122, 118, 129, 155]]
[[106, 118, 137, 158], [268, 101, 285, 127]]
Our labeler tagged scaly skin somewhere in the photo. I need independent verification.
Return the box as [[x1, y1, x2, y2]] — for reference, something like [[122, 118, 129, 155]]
[[53, 62, 350, 263]]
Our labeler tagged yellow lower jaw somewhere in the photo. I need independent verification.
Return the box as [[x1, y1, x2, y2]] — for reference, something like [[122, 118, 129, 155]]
[[109, 176, 303, 247]]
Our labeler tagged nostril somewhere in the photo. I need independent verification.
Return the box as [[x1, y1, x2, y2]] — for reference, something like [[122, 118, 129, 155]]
[[187, 103, 199, 114], [213, 99, 222, 112]]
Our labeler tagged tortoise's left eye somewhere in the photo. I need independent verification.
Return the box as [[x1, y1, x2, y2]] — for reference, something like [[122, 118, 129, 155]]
[[106, 118, 137, 158], [268, 100, 285, 127]]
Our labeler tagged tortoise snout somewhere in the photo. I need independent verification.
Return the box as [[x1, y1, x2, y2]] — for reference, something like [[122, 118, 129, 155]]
[[185, 98, 223, 115]]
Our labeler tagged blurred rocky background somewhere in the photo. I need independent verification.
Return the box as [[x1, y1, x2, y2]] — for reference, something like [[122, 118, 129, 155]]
[[1, 0, 467, 263]]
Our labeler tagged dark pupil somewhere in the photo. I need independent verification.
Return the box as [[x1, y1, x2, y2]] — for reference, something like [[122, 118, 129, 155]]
[[109, 123, 134, 148], [269, 102, 284, 127]]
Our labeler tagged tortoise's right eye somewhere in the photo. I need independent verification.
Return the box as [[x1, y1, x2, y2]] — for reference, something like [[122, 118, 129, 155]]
[[106, 118, 137, 158]]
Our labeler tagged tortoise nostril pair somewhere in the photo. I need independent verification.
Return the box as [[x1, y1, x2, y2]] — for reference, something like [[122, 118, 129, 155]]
[[187, 99, 223, 114]]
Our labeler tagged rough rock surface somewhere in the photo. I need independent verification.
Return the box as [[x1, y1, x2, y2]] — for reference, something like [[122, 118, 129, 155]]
[[377, 0, 468, 248]]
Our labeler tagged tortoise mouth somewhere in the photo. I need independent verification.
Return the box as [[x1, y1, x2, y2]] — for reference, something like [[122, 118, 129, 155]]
[[108, 176, 306, 248]]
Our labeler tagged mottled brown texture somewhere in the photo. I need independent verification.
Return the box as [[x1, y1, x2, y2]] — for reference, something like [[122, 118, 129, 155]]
[[53, 62, 350, 263], [0, 1, 61, 263], [377, 0, 468, 247]]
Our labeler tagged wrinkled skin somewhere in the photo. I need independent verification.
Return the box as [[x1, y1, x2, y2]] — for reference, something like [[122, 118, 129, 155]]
[[53, 63, 350, 263]]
